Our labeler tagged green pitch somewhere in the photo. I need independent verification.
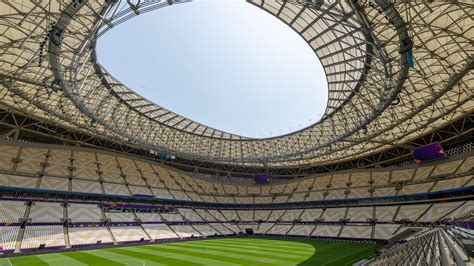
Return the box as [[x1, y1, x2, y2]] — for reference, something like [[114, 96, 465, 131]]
[[0, 237, 382, 266]]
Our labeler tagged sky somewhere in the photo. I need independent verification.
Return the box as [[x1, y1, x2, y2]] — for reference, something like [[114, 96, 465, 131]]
[[97, 0, 328, 138]]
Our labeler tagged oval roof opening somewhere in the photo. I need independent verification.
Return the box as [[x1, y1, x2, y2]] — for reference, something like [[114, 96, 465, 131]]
[[97, 1, 328, 138]]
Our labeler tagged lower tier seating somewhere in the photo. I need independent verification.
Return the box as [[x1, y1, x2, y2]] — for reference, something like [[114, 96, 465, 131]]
[[170, 225, 202, 238], [68, 204, 103, 222], [110, 226, 150, 242], [0, 197, 470, 257], [0, 201, 26, 223], [68, 226, 113, 246], [192, 224, 219, 236], [210, 223, 237, 235], [312, 225, 341, 237], [366, 228, 471, 266], [340, 225, 372, 239], [267, 224, 292, 235], [0, 226, 19, 250], [142, 224, 178, 239], [29, 202, 63, 222], [21, 226, 65, 249]]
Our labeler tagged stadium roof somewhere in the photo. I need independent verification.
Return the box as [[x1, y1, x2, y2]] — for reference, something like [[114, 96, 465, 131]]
[[0, 0, 472, 168]]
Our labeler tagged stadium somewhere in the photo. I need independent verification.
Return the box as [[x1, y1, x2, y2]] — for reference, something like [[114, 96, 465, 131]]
[[0, 0, 473, 265]]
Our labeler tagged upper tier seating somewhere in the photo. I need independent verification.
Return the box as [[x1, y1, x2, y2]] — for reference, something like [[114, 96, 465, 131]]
[[72, 152, 100, 180], [44, 150, 71, 177], [71, 179, 102, 194], [0, 144, 470, 204], [151, 188, 174, 199], [0, 174, 37, 189], [102, 183, 130, 196], [0, 145, 19, 171], [39, 176, 69, 191], [16, 148, 47, 174]]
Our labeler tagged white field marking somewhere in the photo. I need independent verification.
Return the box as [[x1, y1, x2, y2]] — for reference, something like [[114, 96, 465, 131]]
[[344, 247, 378, 266], [176, 241, 310, 257], [127, 246, 242, 266], [38, 258, 70, 262], [116, 259, 146, 266], [82, 249, 156, 266], [38, 256, 87, 266], [0, 259, 12, 266], [322, 245, 376, 266]]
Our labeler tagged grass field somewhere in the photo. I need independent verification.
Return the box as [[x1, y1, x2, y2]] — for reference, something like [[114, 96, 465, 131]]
[[0, 237, 382, 266]]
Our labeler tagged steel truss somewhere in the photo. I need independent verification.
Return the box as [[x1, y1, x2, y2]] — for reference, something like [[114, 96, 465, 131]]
[[0, 107, 471, 180]]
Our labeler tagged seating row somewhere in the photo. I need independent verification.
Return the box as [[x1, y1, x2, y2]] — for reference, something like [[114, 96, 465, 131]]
[[0, 145, 471, 203], [1, 200, 472, 224]]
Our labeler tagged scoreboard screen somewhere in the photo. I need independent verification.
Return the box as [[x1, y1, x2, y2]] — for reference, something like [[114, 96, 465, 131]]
[[413, 143, 446, 164], [255, 173, 271, 184]]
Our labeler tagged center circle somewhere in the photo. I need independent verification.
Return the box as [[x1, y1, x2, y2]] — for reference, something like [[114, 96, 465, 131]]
[[97, 1, 328, 138]]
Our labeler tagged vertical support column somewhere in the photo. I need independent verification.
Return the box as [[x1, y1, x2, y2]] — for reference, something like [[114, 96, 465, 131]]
[[95, 153, 106, 194], [133, 160, 154, 196], [101, 208, 116, 244], [67, 150, 74, 192], [132, 212, 153, 242], [14, 201, 32, 253], [35, 149, 51, 190], [116, 157, 133, 196], [63, 202, 70, 248], [371, 206, 376, 239]]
